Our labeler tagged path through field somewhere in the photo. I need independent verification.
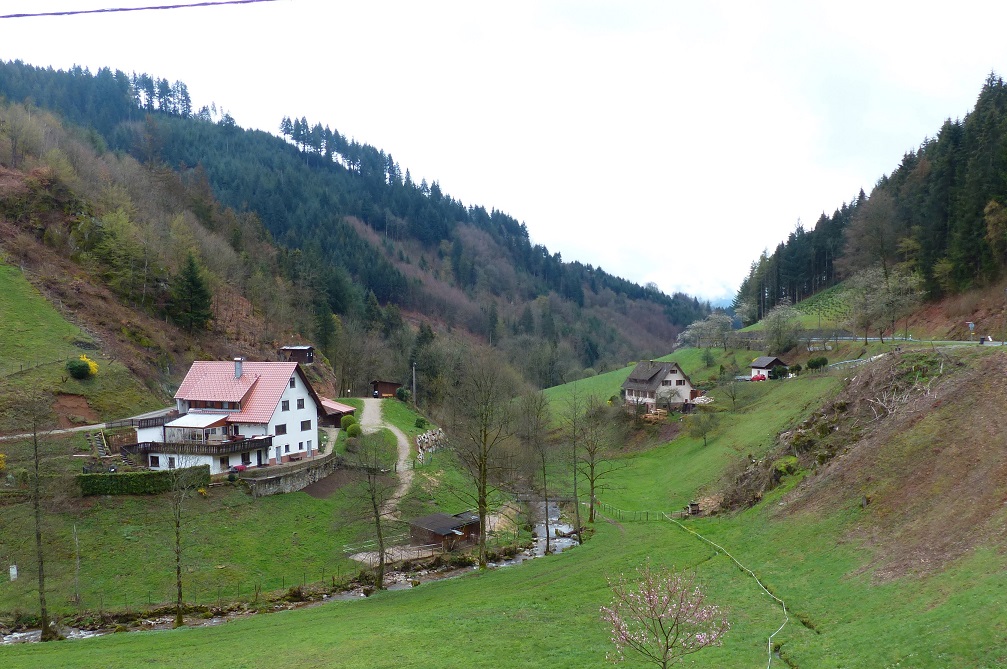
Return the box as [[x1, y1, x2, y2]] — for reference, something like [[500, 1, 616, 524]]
[[359, 397, 413, 518]]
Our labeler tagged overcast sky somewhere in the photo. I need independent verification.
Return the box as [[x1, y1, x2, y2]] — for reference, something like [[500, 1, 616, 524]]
[[3, 1, 1005, 303]]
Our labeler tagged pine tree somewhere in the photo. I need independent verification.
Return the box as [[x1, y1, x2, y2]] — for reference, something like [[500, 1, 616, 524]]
[[170, 253, 213, 333]]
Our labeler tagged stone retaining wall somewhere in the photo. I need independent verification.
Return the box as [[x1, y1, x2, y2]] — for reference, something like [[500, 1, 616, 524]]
[[243, 451, 346, 498]]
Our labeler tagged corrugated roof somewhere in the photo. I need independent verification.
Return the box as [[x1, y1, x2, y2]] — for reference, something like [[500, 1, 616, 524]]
[[410, 512, 478, 535], [319, 397, 356, 415], [175, 361, 301, 425]]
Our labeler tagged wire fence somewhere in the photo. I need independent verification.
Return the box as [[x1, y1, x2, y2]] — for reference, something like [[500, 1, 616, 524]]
[[0, 358, 67, 378], [595, 499, 789, 669]]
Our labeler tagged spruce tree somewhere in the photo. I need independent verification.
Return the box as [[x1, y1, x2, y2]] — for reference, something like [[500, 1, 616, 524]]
[[170, 253, 213, 333]]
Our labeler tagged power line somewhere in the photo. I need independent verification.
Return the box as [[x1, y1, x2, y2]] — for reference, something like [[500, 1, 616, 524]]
[[0, 0, 281, 20]]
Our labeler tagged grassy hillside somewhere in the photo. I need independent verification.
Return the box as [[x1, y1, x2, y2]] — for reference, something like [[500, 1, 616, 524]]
[[5, 350, 1007, 667]]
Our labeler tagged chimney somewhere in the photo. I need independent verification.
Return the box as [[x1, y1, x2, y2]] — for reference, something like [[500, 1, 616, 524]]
[[234, 357, 243, 379]]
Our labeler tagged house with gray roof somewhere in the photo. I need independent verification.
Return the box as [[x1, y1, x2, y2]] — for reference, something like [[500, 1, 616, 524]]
[[749, 356, 788, 378], [621, 360, 696, 410]]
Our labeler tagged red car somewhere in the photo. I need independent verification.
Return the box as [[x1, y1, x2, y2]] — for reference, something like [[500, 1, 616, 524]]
[[751, 374, 767, 381]]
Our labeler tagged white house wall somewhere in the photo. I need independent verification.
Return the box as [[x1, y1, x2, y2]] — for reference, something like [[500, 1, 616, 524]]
[[266, 373, 317, 464]]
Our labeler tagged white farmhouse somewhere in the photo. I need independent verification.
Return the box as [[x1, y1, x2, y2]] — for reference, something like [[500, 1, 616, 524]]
[[129, 358, 326, 474], [621, 360, 696, 411]]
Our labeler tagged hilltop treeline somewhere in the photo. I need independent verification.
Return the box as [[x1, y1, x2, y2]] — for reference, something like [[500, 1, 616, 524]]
[[734, 72, 1007, 324], [0, 59, 708, 391]]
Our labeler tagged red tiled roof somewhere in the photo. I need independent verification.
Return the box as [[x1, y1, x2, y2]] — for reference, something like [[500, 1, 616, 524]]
[[175, 361, 300, 424]]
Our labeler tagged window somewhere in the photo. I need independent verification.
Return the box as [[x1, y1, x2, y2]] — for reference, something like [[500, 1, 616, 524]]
[[168, 456, 176, 469], [297, 398, 305, 410], [298, 442, 304, 451], [281, 400, 290, 412], [289, 377, 296, 389], [276, 424, 287, 435], [219, 456, 229, 470], [662, 380, 673, 386], [284, 444, 290, 453], [150, 455, 160, 468], [676, 379, 686, 386], [300, 419, 311, 431]]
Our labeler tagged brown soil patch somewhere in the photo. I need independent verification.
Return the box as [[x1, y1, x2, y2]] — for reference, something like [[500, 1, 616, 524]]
[[780, 349, 1007, 580], [53, 393, 99, 429], [301, 468, 356, 499]]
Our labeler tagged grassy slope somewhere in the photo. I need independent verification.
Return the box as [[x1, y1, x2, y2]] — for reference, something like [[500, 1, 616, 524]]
[[4, 352, 1007, 666], [0, 263, 85, 368], [0, 261, 162, 424]]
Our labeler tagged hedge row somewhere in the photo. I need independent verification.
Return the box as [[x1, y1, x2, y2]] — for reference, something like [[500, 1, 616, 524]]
[[77, 465, 211, 496]]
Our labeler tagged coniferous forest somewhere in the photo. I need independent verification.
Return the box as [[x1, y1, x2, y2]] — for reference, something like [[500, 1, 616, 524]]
[[0, 59, 709, 395], [734, 72, 1007, 324]]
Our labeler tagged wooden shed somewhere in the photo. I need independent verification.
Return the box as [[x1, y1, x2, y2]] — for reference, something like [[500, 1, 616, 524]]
[[370, 379, 402, 398], [318, 397, 357, 428], [409, 511, 480, 551], [279, 345, 314, 364]]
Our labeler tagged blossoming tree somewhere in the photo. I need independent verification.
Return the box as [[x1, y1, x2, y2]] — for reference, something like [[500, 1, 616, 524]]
[[600, 561, 730, 667]]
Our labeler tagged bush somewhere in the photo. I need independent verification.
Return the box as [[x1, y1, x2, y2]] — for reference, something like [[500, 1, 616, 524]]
[[340, 414, 357, 430], [807, 356, 829, 371], [0, 452, 6, 474], [790, 363, 802, 375], [346, 423, 362, 438], [66, 357, 93, 379], [77, 465, 211, 496], [415, 417, 429, 429], [395, 387, 411, 402]]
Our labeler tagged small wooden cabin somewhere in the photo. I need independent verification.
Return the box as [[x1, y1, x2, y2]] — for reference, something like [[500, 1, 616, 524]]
[[371, 379, 402, 398], [409, 511, 480, 551], [279, 345, 314, 364]]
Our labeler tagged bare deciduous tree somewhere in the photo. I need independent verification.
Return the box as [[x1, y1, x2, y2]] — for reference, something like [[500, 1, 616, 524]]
[[443, 346, 521, 569], [345, 432, 399, 589], [166, 457, 205, 628], [516, 391, 553, 553], [578, 397, 623, 523], [1, 389, 60, 641]]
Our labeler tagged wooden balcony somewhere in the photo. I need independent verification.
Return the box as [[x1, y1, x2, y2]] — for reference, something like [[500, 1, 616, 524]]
[[122, 436, 273, 458]]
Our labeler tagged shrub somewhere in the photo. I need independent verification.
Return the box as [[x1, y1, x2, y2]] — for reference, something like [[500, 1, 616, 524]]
[[790, 363, 802, 375], [415, 417, 429, 429], [395, 387, 411, 402], [0, 452, 6, 474], [340, 414, 357, 430], [66, 357, 93, 379], [346, 423, 362, 438], [807, 356, 829, 371], [77, 465, 211, 495]]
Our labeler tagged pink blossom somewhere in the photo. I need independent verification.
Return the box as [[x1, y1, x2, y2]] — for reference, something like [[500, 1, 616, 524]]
[[600, 560, 729, 668]]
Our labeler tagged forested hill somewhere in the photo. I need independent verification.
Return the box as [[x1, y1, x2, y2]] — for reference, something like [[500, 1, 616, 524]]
[[0, 59, 708, 390], [733, 72, 1007, 325]]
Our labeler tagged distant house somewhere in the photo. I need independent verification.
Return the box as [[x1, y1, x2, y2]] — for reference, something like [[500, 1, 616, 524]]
[[750, 356, 788, 379], [278, 345, 314, 365], [126, 358, 325, 474], [371, 379, 402, 398], [621, 360, 696, 410], [409, 511, 480, 551]]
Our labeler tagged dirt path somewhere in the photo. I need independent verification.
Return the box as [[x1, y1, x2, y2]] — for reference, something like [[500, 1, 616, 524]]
[[360, 398, 413, 518]]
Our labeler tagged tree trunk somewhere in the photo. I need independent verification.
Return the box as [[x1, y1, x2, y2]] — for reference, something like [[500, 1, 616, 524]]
[[32, 430, 57, 642], [174, 497, 184, 628]]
